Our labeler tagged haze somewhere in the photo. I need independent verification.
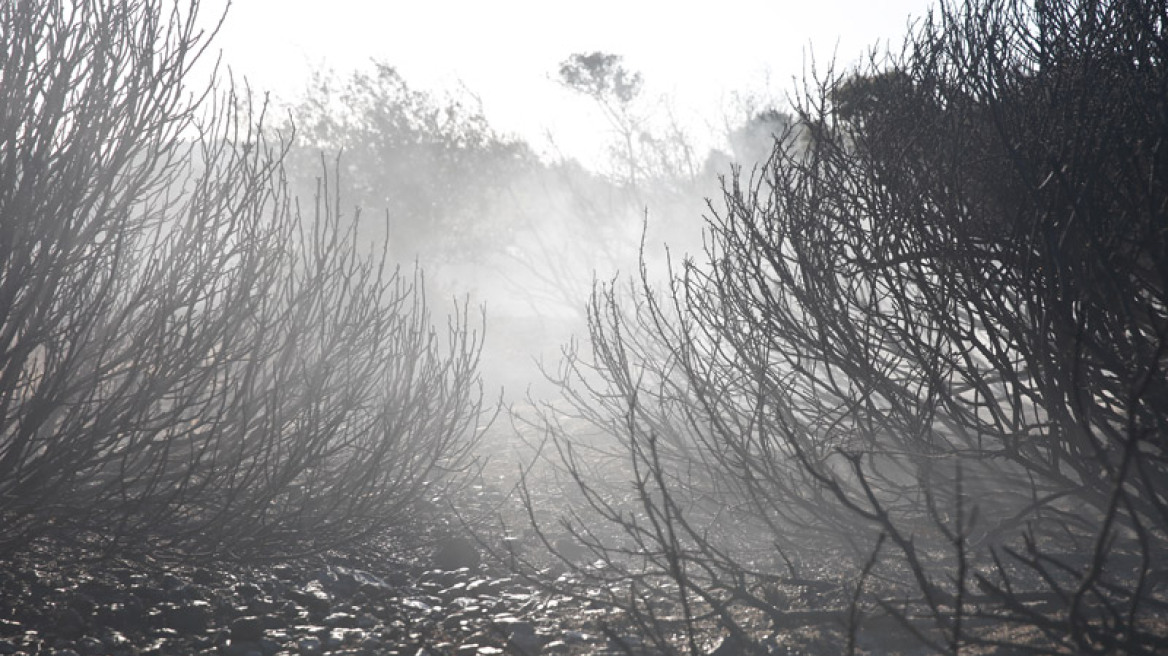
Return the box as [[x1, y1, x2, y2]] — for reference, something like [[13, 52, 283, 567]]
[[201, 0, 934, 164]]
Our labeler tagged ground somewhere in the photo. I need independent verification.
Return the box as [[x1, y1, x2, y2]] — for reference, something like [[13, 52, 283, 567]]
[[2, 416, 1164, 655]]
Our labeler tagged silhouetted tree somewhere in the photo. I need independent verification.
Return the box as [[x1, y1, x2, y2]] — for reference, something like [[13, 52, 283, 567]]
[[559, 51, 701, 194], [531, 0, 1168, 652]]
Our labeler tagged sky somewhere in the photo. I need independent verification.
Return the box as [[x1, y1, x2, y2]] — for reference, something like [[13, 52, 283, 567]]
[[197, 0, 937, 165]]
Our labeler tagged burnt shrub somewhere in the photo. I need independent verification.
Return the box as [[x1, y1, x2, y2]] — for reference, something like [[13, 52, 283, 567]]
[[532, 0, 1168, 652], [0, 0, 484, 559]]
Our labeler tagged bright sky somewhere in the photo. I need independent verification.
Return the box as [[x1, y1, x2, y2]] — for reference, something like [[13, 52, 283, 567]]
[[198, 0, 936, 163]]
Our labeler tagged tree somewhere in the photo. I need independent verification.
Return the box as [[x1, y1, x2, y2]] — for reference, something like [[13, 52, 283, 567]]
[[0, 0, 484, 560], [559, 52, 700, 195], [283, 63, 534, 266], [530, 0, 1168, 652], [558, 51, 645, 186]]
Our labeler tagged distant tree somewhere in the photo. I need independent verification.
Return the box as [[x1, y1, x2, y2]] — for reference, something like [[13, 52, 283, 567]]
[[559, 52, 645, 105], [728, 109, 798, 166], [284, 63, 535, 266], [530, 0, 1168, 652], [558, 51, 700, 194], [558, 51, 645, 192]]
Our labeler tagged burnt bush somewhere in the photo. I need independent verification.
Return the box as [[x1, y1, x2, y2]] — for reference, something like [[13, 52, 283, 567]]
[[532, 0, 1168, 652], [0, 0, 484, 560]]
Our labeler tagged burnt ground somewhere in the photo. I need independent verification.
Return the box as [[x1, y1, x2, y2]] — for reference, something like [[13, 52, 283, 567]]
[[0, 528, 647, 656], [0, 414, 871, 656], [0, 518, 910, 656], [0, 412, 705, 656], [2, 414, 1166, 656]]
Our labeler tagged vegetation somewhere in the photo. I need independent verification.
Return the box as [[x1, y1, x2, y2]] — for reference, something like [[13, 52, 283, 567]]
[[529, 0, 1168, 652], [4, 0, 1165, 653], [283, 63, 535, 265], [0, 0, 484, 560]]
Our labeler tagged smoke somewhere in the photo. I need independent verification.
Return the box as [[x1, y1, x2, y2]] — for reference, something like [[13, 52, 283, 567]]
[[272, 62, 787, 403]]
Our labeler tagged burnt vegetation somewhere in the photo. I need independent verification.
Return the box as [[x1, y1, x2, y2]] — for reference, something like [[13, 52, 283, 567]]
[[522, 0, 1168, 653], [1, 0, 1166, 654], [0, 0, 484, 561]]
